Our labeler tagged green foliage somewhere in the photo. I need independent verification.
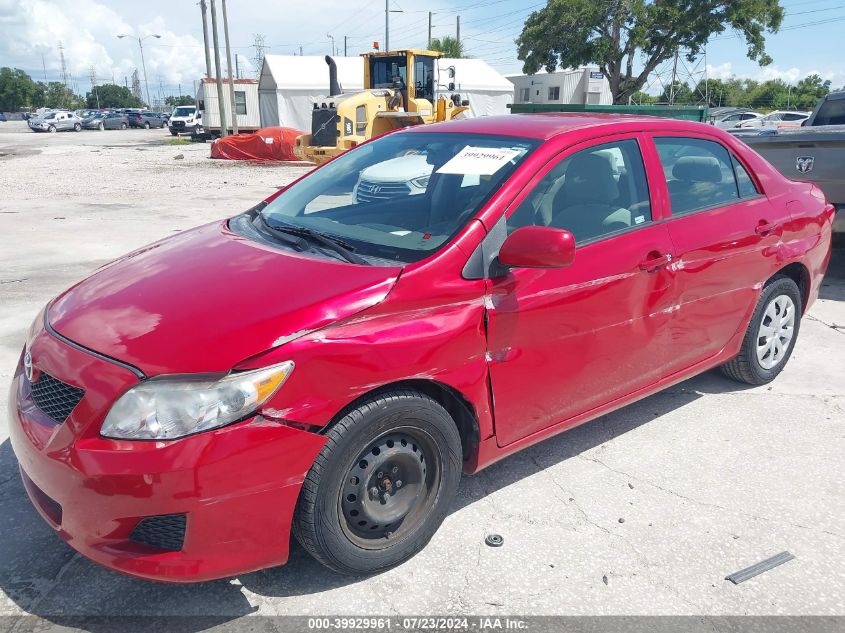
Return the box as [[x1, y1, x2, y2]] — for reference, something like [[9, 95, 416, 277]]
[[0, 67, 40, 111], [428, 36, 467, 58], [43, 82, 84, 110], [664, 74, 832, 111], [517, 0, 784, 104], [165, 95, 196, 107], [86, 84, 144, 109]]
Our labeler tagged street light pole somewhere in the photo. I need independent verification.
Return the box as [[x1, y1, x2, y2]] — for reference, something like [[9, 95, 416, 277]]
[[328, 34, 335, 56], [117, 33, 160, 108]]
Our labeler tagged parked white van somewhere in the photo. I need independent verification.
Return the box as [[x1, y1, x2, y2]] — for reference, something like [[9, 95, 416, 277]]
[[168, 105, 203, 136]]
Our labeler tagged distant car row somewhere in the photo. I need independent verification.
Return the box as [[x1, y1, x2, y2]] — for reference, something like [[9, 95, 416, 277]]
[[710, 108, 812, 131], [22, 106, 203, 136], [26, 108, 177, 133]]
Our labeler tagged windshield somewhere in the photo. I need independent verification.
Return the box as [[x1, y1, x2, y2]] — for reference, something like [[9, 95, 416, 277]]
[[259, 131, 539, 264], [173, 107, 195, 117], [44, 112, 57, 119]]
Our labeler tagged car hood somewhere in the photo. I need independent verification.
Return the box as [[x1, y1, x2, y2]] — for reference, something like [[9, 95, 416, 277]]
[[360, 155, 433, 182], [48, 220, 402, 376]]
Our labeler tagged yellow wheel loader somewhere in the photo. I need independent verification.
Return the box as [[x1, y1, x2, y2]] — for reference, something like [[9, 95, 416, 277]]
[[295, 49, 470, 164]]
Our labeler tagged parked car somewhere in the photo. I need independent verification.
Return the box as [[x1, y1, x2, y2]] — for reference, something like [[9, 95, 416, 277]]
[[28, 110, 82, 132], [0, 112, 6, 122], [735, 110, 810, 130], [10, 115, 834, 582], [128, 111, 167, 129], [82, 112, 129, 130], [168, 105, 201, 135], [733, 91, 845, 235], [712, 110, 762, 129]]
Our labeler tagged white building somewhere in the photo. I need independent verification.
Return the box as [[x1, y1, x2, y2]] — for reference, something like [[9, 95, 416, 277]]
[[258, 54, 513, 131], [196, 78, 261, 134], [507, 67, 613, 105]]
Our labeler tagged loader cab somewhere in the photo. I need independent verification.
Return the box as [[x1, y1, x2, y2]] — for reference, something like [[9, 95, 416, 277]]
[[365, 50, 440, 107]]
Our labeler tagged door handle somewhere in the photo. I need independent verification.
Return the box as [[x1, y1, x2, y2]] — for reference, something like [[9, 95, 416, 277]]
[[639, 252, 672, 272], [755, 220, 778, 235]]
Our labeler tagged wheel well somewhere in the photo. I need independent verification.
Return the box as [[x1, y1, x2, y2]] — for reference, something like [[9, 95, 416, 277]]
[[775, 262, 811, 310], [320, 380, 480, 462]]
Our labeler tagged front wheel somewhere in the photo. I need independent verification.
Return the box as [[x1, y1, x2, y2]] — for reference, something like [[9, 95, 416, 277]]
[[73, 123, 81, 132], [144, 121, 150, 129], [120, 122, 127, 129], [98, 122, 104, 131], [294, 390, 462, 575], [721, 275, 802, 385], [47, 125, 56, 133]]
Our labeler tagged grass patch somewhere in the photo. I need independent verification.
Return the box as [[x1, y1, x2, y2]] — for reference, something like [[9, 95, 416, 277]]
[[165, 137, 191, 146]]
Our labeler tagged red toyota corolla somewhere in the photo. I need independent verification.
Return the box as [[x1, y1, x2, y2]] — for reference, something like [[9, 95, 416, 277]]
[[9, 114, 834, 582]]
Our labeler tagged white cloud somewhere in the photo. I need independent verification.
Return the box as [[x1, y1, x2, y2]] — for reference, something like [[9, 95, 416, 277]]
[[0, 0, 205, 92], [705, 62, 734, 80]]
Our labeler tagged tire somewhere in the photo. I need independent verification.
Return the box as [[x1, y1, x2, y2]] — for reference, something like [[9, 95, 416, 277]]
[[74, 123, 81, 132], [47, 125, 56, 133], [170, 131, 178, 136], [294, 390, 462, 575], [120, 122, 127, 130], [721, 275, 802, 385], [98, 122, 104, 131], [144, 121, 150, 129]]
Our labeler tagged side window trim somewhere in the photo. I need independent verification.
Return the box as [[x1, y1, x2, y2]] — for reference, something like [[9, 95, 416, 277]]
[[648, 132, 766, 218], [502, 133, 655, 247]]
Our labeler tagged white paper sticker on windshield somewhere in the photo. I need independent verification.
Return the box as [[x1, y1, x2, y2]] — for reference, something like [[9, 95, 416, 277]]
[[436, 146, 522, 176]]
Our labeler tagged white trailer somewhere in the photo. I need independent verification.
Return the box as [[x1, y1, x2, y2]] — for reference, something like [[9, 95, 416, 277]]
[[195, 78, 260, 138]]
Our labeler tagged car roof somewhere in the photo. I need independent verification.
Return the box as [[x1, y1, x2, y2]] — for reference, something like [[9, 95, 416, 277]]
[[405, 113, 714, 141]]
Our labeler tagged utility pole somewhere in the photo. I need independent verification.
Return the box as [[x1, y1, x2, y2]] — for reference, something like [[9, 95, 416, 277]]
[[199, 1, 213, 78], [235, 53, 240, 78], [456, 15, 460, 48], [428, 12, 433, 48], [385, 0, 389, 51], [209, 0, 229, 136], [300, 45, 303, 56], [344, 36, 348, 57], [221, 0, 239, 134], [90, 66, 100, 109], [41, 54, 48, 83], [669, 49, 679, 105]]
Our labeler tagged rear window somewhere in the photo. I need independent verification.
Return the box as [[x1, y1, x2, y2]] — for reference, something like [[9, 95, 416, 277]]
[[813, 98, 845, 126]]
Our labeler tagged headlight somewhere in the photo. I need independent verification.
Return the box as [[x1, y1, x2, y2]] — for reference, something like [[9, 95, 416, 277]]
[[409, 175, 430, 189], [101, 361, 294, 440]]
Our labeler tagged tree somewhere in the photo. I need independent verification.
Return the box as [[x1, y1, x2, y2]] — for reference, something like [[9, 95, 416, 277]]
[[86, 84, 144, 109], [791, 74, 830, 110], [429, 36, 467, 58], [516, 0, 784, 104], [43, 82, 83, 109], [659, 81, 694, 105], [0, 67, 39, 111], [165, 95, 195, 107]]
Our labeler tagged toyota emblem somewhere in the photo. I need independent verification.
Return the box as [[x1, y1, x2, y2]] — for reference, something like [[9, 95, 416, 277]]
[[24, 351, 33, 382]]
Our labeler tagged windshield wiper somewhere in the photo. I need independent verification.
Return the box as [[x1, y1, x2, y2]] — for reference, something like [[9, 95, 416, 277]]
[[255, 213, 310, 250], [263, 219, 369, 265]]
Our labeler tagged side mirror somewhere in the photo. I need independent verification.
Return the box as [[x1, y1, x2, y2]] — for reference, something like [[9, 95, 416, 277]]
[[498, 226, 576, 269]]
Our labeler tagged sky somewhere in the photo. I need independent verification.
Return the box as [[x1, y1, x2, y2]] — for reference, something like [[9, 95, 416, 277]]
[[0, 0, 843, 99]]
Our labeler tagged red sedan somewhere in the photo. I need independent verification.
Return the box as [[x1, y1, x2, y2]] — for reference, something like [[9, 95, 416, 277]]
[[9, 114, 834, 582]]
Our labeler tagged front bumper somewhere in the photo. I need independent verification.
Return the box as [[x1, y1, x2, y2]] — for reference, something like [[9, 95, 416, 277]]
[[169, 123, 198, 134], [9, 320, 327, 582]]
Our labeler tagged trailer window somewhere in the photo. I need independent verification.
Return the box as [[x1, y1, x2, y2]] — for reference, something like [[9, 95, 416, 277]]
[[234, 91, 247, 115]]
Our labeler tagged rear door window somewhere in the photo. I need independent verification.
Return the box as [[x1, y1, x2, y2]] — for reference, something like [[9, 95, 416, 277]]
[[653, 137, 742, 215]]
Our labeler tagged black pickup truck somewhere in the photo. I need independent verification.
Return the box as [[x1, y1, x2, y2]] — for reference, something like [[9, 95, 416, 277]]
[[733, 91, 845, 235]]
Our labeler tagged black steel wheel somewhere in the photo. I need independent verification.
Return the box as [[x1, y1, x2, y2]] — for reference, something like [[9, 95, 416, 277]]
[[294, 390, 462, 575], [340, 430, 436, 547]]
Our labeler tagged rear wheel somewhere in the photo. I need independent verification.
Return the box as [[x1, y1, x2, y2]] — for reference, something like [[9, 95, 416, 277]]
[[294, 390, 462, 575], [144, 121, 150, 129], [721, 275, 802, 385], [120, 122, 127, 130], [170, 131, 178, 136], [73, 123, 81, 132]]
